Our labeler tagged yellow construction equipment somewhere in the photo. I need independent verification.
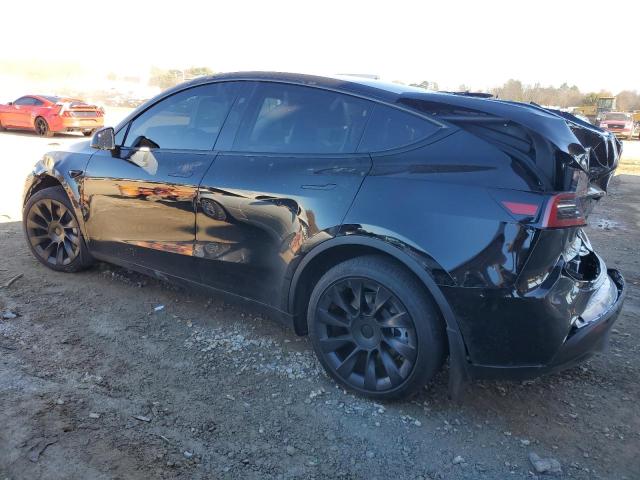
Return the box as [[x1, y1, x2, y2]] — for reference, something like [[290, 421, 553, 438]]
[[573, 96, 616, 124]]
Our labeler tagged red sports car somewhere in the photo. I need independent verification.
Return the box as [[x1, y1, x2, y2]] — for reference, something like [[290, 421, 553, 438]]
[[0, 95, 104, 137]]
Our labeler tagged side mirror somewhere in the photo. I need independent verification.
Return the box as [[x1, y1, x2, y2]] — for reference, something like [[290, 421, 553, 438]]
[[7, 102, 13, 106], [91, 127, 116, 151]]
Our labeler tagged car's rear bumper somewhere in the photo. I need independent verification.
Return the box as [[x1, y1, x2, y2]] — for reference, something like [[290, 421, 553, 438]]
[[49, 117, 104, 132], [465, 268, 626, 380]]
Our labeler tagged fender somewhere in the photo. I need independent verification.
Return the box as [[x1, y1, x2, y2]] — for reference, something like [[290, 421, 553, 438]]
[[24, 149, 93, 241], [287, 234, 470, 400]]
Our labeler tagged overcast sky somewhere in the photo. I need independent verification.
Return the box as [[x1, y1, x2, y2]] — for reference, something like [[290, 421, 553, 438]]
[[3, 0, 639, 92]]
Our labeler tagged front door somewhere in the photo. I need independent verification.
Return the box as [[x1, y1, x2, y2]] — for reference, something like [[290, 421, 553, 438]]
[[7, 96, 34, 127], [82, 82, 241, 281], [196, 81, 373, 307]]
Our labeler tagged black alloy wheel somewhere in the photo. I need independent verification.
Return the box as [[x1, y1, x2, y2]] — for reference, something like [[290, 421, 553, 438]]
[[26, 199, 81, 266], [23, 186, 93, 272], [35, 117, 52, 137], [315, 277, 417, 390], [308, 255, 446, 399]]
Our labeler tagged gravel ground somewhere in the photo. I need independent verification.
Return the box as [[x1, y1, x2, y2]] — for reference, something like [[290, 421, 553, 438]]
[[0, 131, 639, 479]]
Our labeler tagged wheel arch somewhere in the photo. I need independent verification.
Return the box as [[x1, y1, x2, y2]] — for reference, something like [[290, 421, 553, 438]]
[[25, 174, 64, 201], [287, 234, 470, 399], [289, 235, 453, 327], [24, 167, 89, 241]]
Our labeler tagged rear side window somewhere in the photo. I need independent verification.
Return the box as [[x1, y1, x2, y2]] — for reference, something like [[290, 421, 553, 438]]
[[123, 82, 238, 150], [358, 104, 440, 152], [233, 83, 371, 154]]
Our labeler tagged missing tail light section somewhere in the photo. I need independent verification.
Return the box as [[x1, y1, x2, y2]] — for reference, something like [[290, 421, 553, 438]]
[[564, 248, 600, 282]]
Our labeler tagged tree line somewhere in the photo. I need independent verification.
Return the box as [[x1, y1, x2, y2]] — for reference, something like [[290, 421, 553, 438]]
[[149, 67, 215, 90], [412, 79, 640, 111]]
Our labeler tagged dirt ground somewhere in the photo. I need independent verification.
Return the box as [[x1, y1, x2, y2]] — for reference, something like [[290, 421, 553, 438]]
[[0, 127, 639, 480]]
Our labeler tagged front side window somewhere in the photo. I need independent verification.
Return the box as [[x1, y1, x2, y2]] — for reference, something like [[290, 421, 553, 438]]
[[233, 83, 371, 154], [14, 97, 35, 106], [123, 82, 239, 150], [358, 104, 440, 152], [114, 126, 126, 146]]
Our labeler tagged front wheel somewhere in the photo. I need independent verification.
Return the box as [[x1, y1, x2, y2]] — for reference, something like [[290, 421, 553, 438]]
[[82, 129, 96, 137], [23, 186, 93, 272], [308, 255, 446, 400]]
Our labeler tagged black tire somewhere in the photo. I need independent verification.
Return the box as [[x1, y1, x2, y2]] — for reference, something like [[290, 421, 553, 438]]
[[82, 129, 96, 137], [23, 186, 93, 272], [34, 117, 53, 137], [308, 255, 446, 400]]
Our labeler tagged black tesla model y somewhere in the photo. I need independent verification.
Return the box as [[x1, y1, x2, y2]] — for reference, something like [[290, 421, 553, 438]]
[[22, 72, 626, 399]]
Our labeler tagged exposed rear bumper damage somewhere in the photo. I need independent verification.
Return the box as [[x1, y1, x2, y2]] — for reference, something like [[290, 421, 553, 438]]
[[466, 268, 625, 381], [442, 224, 626, 389], [548, 269, 625, 371]]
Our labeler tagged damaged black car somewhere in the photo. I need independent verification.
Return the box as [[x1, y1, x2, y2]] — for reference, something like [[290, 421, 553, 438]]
[[22, 72, 626, 399]]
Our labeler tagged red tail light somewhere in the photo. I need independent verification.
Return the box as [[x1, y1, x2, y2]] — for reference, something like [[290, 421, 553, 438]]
[[541, 193, 587, 228], [501, 201, 539, 216], [61, 111, 73, 117]]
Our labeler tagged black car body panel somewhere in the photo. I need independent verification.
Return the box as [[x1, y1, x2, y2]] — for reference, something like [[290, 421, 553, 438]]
[[23, 72, 626, 394], [195, 149, 371, 306]]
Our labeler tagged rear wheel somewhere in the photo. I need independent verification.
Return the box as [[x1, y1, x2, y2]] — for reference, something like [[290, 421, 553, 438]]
[[23, 186, 93, 272], [82, 129, 96, 137], [308, 255, 446, 400], [35, 117, 53, 137]]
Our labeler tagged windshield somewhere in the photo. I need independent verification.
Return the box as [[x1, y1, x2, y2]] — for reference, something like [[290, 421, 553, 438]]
[[604, 112, 631, 121], [598, 98, 615, 109]]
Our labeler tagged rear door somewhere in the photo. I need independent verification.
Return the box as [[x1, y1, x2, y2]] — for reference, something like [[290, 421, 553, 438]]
[[82, 82, 241, 281], [195, 81, 373, 307]]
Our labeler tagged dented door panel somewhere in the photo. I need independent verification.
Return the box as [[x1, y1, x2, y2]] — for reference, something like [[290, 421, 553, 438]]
[[195, 152, 371, 306]]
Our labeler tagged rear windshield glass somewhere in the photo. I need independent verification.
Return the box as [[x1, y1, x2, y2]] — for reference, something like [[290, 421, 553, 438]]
[[41, 96, 87, 105]]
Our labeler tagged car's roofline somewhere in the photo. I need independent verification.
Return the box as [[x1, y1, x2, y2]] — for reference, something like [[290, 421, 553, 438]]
[[112, 71, 571, 148], [166, 71, 552, 114], [173, 71, 413, 103], [20, 95, 87, 104]]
